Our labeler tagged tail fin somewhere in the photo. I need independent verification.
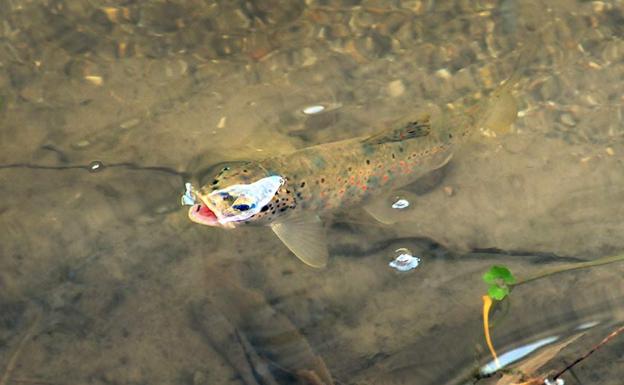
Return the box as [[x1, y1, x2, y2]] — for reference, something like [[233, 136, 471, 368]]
[[477, 40, 538, 136], [474, 79, 519, 136]]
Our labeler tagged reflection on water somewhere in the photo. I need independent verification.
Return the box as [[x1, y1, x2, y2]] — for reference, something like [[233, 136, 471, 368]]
[[480, 335, 559, 376], [1, 1, 623, 384]]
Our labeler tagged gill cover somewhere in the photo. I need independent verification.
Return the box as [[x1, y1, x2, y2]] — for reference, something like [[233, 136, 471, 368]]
[[192, 160, 329, 269], [206, 175, 284, 225]]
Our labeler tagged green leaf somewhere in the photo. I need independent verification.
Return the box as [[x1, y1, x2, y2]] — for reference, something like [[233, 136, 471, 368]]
[[483, 265, 516, 285], [488, 285, 509, 301]]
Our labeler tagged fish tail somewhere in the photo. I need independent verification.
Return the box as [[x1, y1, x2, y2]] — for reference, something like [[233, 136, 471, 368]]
[[473, 40, 538, 136]]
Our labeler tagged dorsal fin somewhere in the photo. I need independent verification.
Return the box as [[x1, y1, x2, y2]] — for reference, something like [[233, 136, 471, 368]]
[[363, 115, 431, 145]]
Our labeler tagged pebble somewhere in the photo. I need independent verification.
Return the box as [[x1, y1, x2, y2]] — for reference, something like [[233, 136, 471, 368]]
[[387, 79, 406, 98], [560, 113, 576, 127], [120, 118, 140, 129], [300, 47, 318, 67], [84, 75, 103, 86], [217, 116, 227, 129], [435, 68, 452, 80], [193, 371, 207, 385], [72, 140, 91, 148], [303, 105, 326, 115]]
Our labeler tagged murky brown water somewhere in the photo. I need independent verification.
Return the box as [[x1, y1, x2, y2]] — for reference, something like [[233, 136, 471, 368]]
[[1, 1, 624, 384]]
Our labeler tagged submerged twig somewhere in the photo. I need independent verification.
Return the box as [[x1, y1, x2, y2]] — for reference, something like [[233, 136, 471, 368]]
[[0, 313, 41, 385], [235, 329, 280, 385], [0, 161, 189, 179], [552, 324, 624, 380], [11, 379, 59, 385], [513, 253, 624, 287]]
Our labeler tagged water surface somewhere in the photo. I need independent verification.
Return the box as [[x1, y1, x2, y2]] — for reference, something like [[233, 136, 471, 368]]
[[1, 1, 623, 384]]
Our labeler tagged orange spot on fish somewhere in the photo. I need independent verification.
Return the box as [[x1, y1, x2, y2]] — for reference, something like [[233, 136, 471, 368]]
[[361, 185, 367, 191], [383, 175, 389, 181]]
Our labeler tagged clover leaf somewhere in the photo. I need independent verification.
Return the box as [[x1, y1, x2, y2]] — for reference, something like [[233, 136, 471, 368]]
[[483, 265, 516, 301]]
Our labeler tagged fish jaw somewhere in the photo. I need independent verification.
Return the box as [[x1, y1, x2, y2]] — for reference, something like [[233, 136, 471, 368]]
[[188, 203, 220, 226], [187, 196, 239, 229], [187, 202, 237, 229]]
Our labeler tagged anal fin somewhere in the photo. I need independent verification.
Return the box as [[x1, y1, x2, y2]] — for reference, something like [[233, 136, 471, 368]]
[[271, 214, 328, 268]]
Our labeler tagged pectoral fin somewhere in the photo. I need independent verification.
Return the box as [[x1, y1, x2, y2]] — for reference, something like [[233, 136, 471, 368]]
[[270, 214, 328, 268]]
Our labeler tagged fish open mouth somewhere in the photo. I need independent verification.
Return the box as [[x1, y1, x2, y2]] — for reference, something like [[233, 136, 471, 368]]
[[188, 203, 219, 226]]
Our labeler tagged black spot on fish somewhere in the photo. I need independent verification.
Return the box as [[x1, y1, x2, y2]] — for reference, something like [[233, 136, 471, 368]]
[[286, 189, 291, 194], [243, 169, 248, 173], [300, 181, 306, 188], [261, 205, 269, 212], [449, 133, 453, 138], [399, 147, 404, 152], [279, 207, 287, 212], [348, 167, 352, 172], [212, 180, 218, 185], [321, 178, 325, 183], [366, 159, 370, 165]]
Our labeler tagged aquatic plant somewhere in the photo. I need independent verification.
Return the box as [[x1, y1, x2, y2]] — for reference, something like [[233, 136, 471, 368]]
[[479, 253, 624, 384], [483, 265, 516, 301]]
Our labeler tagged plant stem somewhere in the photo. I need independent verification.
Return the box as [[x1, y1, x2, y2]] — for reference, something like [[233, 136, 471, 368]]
[[482, 295, 500, 368], [512, 253, 624, 287]]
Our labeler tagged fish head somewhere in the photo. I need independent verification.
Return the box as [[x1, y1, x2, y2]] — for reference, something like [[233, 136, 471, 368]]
[[188, 161, 284, 228]]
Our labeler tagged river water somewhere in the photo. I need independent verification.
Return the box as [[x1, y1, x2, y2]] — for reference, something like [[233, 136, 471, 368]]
[[1, 1, 623, 384]]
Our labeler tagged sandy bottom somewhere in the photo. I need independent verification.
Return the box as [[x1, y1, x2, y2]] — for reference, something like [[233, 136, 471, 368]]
[[1, 1, 623, 384]]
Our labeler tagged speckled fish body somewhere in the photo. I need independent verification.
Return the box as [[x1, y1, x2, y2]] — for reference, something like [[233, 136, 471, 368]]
[[258, 119, 454, 220], [189, 82, 518, 268]]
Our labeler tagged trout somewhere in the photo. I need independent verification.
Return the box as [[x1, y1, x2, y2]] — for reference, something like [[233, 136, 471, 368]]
[[185, 82, 518, 268]]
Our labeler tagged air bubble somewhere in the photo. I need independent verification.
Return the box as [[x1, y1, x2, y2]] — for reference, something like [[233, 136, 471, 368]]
[[88, 161, 104, 173], [392, 199, 410, 209], [389, 248, 420, 272]]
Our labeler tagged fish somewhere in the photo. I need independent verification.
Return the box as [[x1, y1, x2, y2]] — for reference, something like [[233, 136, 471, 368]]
[[186, 78, 519, 268]]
